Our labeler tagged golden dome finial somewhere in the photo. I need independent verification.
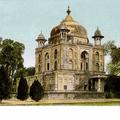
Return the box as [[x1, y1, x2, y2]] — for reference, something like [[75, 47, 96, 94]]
[[67, 6, 71, 15]]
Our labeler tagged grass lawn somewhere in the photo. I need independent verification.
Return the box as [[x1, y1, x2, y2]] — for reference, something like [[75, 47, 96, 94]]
[[1, 99, 120, 106]]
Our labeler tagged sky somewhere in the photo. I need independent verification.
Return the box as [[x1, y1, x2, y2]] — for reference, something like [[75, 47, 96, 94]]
[[0, 0, 120, 68]]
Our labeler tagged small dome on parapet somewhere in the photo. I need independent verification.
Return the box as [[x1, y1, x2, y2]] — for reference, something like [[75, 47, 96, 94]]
[[92, 27, 104, 38], [36, 32, 46, 42]]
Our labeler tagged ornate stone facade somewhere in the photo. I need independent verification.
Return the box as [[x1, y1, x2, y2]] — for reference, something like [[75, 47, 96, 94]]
[[29, 7, 106, 99]]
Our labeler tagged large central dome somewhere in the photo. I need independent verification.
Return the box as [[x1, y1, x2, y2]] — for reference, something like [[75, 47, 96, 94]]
[[50, 7, 88, 39]]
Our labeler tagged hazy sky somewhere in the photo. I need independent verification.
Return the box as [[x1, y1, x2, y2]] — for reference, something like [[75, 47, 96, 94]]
[[0, 0, 120, 67]]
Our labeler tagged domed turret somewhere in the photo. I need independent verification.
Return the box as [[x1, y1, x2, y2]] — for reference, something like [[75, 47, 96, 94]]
[[92, 27, 104, 46], [36, 32, 46, 47], [92, 27, 104, 38]]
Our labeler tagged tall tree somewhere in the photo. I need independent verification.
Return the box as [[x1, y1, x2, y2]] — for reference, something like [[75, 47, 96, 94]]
[[0, 39, 25, 81], [17, 76, 28, 100], [104, 40, 120, 76], [111, 48, 120, 64], [30, 80, 44, 102], [0, 66, 12, 101], [104, 40, 116, 55]]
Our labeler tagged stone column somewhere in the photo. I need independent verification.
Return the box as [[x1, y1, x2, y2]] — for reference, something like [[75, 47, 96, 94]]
[[97, 78, 102, 92]]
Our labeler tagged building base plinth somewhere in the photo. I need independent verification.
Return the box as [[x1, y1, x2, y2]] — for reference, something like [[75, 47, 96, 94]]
[[44, 91, 105, 99]]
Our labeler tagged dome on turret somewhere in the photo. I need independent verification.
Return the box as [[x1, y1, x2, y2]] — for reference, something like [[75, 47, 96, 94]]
[[37, 32, 45, 40], [36, 32, 46, 42], [50, 6, 88, 39], [92, 27, 104, 39]]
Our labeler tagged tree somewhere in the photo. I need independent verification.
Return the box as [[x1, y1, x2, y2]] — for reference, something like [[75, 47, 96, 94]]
[[104, 75, 120, 98], [14, 67, 35, 79], [104, 40, 120, 76], [0, 66, 12, 101], [0, 39, 25, 81], [104, 40, 116, 55], [25, 67, 35, 77], [111, 48, 120, 64], [108, 62, 120, 75], [30, 80, 44, 102], [17, 76, 28, 100]]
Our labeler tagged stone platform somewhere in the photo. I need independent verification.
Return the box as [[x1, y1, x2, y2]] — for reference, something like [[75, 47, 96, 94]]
[[44, 91, 105, 99]]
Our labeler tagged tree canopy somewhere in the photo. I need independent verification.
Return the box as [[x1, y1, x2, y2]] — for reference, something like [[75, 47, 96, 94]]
[[0, 39, 25, 81], [104, 40, 120, 75]]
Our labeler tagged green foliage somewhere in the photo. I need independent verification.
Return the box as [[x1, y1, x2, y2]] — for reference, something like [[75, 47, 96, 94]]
[[111, 48, 120, 64], [17, 76, 28, 100], [104, 40, 116, 55], [24, 67, 35, 77], [108, 62, 120, 75], [14, 67, 35, 78], [0, 39, 25, 81], [0, 66, 12, 101], [30, 80, 44, 102], [104, 40, 120, 75], [104, 75, 120, 98]]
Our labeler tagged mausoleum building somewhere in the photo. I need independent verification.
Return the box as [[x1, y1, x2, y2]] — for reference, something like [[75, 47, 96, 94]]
[[27, 7, 106, 99]]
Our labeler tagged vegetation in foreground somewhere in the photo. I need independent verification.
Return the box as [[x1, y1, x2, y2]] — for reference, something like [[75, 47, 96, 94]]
[[30, 80, 44, 102], [0, 38, 120, 103], [17, 76, 28, 100], [0, 66, 12, 101]]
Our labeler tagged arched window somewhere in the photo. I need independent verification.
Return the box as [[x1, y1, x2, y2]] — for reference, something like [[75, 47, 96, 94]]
[[45, 53, 50, 71], [81, 51, 88, 60], [95, 52, 99, 61], [54, 49, 57, 59], [45, 53, 49, 60], [54, 61, 57, 70], [81, 51, 89, 71], [96, 63, 99, 71]]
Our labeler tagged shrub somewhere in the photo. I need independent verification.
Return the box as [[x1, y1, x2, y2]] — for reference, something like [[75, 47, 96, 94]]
[[17, 76, 28, 100], [104, 75, 120, 98], [0, 66, 12, 101], [30, 80, 44, 102]]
